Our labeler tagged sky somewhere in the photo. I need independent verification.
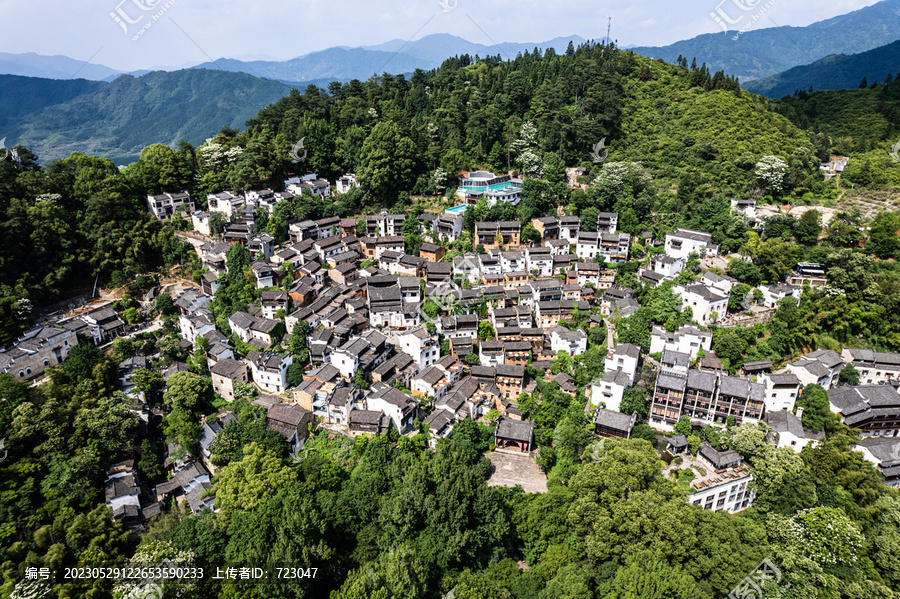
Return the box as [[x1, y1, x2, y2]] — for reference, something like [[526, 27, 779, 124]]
[[0, 0, 885, 72]]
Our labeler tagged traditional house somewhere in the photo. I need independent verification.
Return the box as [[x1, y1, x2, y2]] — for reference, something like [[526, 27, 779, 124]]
[[594, 408, 636, 438], [494, 418, 534, 453], [210, 359, 249, 402], [147, 191, 193, 221]]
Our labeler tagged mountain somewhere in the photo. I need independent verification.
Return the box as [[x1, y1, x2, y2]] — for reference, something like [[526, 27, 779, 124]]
[[191, 33, 588, 83], [743, 40, 900, 98], [0, 52, 122, 81], [0, 70, 291, 164], [630, 0, 900, 81]]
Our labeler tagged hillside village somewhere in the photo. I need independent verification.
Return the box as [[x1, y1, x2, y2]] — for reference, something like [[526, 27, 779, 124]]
[[3, 163, 898, 533]]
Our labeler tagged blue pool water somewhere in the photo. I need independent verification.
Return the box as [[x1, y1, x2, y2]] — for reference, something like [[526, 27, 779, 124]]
[[445, 205, 469, 214]]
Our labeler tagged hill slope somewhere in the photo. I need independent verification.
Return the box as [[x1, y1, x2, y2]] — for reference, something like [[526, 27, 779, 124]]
[[0, 70, 291, 163], [630, 0, 900, 81], [743, 40, 900, 98]]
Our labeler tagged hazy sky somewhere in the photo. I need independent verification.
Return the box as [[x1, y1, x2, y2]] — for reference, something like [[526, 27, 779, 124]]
[[0, 0, 884, 72]]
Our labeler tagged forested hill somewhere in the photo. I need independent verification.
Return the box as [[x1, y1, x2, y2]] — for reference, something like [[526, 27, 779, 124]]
[[0, 70, 291, 164], [744, 40, 900, 99], [630, 0, 900, 81], [230, 45, 807, 203]]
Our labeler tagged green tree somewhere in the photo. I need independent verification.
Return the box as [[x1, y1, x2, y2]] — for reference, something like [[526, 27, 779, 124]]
[[358, 121, 418, 200], [796, 384, 831, 432], [630, 423, 657, 444], [673, 415, 693, 437], [209, 212, 227, 236], [868, 211, 900, 259], [214, 442, 297, 523], [478, 321, 495, 341], [620, 387, 649, 420], [599, 551, 704, 599], [712, 328, 748, 366], [755, 238, 802, 283], [154, 293, 174, 314], [795, 209, 822, 245], [838, 363, 860, 386], [163, 371, 214, 456]]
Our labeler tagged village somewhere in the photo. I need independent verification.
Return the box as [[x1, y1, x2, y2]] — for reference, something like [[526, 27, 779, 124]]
[[2, 165, 898, 531]]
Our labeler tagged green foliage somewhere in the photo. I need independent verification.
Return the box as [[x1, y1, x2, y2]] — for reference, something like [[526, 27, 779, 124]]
[[163, 371, 215, 456], [213, 442, 298, 523], [620, 387, 649, 421], [477, 320, 495, 341], [209, 403, 288, 468], [796, 384, 832, 433], [789, 506, 863, 565], [673, 415, 693, 437], [838, 363, 860, 386]]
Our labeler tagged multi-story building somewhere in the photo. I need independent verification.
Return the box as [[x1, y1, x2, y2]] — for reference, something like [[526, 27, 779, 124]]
[[759, 372, 802, 413], [456, 171, 523, 205], [531, 216, 559, 241], [604, 344, 641, 386], [0, 325, 78, 381], [685, 443, 755, 513], [247, 351, 292, 394], [786, 349, 845, 389], [207, 191, 244, 218], [147, 191, 193, 221], [590, 369, 630, 410], [673, 283, 728, 327], [549, 326, 587, 355], [845, 349, 900, 386], [435, 212, 464, 243], [476, 221, 521, 250], [575, 232, 630, 263], [336, 173, 359, 194], [397, 327, 439, 370], [596, 212, 618, 233], [828, 385, 900, 438], [650, 370, 765, 430], [558, 216, 580, 244], [664, 228, 718, 260], [649, 325, 712, 359]]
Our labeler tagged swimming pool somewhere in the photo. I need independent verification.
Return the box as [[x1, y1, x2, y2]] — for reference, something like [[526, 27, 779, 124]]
[[445, 205, 469, 214]]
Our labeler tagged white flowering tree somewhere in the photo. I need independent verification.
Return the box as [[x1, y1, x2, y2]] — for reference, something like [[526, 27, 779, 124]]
[[755, 155, 788, 194], [112, 540, 197, 599], [789, 506, 863, 565], [432, 167, 448, 192], [511, 121, 543, 176], [198, 138, 243, 170]]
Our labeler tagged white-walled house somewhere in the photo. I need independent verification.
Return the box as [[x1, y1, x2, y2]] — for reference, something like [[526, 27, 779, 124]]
[[604, 344, 641, 386], [247, 351, 292, 394], [336, 173, 359, 194], [549, 326, 587, 355], [764, 409, 824, 452], [590, 369, 630, 410], [673, 283, 728, 327], [786, 349, 845, 389], [664, 228, 717, 260], [649, 325, 712, 359], [397, 327, 439, 370], [760, 372, 802, 413]]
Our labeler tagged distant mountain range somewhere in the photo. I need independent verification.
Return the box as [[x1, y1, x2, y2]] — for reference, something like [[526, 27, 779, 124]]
[[630, 0, 900, 81], [743, 39, 900, 98], [0, 34, 588, 85], [0, 70, 291, 164], [189, 34, 589, 83], [0, 52, 123, 81]]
